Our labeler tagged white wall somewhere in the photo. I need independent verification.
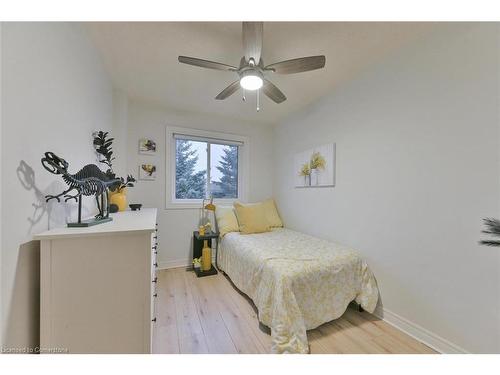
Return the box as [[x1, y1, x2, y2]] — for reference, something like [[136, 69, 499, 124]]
[[125, 99, 274, 268], [0, 22, 3, 347], [1, 23, 113, 350], [112, 89, 129, 179], [2, 21, 497, 354], [273, 23, 500, 353]]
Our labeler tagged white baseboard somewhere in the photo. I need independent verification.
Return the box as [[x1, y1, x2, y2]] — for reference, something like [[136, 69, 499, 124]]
[[373, 307, 468, 354], [157, 255, 217, 270], [157, 260, 468, 354], [157, 259, 190, 270]]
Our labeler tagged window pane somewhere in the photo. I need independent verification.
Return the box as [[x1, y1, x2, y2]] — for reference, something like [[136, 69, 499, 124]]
[[210, 143, 238, 199], [175, 139, 207, 199]]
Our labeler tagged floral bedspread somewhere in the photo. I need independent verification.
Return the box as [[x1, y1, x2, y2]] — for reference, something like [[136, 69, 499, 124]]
[[218, 228, 379, 354]]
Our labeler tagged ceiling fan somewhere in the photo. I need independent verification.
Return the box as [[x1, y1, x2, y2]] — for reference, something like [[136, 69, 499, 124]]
[[178, 22, 326, 110]]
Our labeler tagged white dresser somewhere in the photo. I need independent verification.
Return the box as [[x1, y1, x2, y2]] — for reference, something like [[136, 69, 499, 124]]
[[34, 208, 158, 354]]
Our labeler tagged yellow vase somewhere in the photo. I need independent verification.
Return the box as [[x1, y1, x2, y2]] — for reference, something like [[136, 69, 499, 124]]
[[201, 240, 212, 271], [109, 188, 127, 212]]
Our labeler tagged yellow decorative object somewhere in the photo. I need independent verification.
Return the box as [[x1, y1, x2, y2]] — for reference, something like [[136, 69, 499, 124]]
[[200, 197, 216, 233], [299, 163, 311, 177], [192, 257, 202, 269], [204, 197, 216, 212], [109, 188, 127, 212], [205, 222, 212, 233], [233, 202, 270, 234], [199, 222, 213, 236], [215, 206, 239, 237], [310, 151, 326, 170], [299, 163, 311, 185], [201, 240, 212, 271]]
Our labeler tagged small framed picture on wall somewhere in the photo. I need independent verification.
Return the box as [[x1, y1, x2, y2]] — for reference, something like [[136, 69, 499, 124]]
[[139, 164, 157, 180], [139, 138, 157, 155]]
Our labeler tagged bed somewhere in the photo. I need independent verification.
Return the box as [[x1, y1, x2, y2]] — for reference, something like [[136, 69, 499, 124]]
[[217, 228, 379, 354]]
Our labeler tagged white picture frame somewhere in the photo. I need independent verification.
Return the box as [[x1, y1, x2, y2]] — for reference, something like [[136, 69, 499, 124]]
[[139, 138, 157, 155], [139, 164, 157, 180], [294, 143, 335, 188]]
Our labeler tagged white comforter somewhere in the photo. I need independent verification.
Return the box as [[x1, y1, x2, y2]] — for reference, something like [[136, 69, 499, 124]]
[[218, 228, 379, 354]]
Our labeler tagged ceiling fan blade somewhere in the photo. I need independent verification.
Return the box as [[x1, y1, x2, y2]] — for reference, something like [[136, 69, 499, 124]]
[[178, 56, 237, 71], [242, 22, 263, 65], [265, 55, 326, 74], [215, 81, 241, 100], [262, 79, 286, 104]]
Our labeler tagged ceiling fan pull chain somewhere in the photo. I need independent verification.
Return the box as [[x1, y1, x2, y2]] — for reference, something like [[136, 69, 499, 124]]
[[242, 88, 246, 102], [256, 89, 260, 112]]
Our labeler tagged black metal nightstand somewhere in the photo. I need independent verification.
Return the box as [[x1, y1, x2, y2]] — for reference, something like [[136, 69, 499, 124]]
[[193, 230, 220, 277]]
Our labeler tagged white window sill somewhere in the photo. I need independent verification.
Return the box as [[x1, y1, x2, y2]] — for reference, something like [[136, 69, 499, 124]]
[[166, 199, 240, 210]]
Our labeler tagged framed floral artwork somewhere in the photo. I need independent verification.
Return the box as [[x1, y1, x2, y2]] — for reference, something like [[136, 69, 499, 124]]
[[294, 143, 335, 187]]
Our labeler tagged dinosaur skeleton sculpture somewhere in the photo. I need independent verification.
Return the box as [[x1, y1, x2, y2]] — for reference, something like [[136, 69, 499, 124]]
[[41, 152, 120, 225]]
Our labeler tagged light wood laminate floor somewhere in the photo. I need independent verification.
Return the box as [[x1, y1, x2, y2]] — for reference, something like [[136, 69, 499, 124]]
[[152, 268, 437, 354]]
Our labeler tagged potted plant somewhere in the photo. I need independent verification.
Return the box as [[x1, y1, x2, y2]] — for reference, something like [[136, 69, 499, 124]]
[[93, 131, 136, 211], [108, 176, 136, 211], [193, 257, 202, 271]]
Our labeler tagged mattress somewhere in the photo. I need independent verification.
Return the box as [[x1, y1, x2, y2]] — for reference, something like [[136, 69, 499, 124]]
[[218, 228, 379, 354]]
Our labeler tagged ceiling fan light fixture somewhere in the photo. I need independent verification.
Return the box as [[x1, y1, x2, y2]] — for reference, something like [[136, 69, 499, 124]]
[[240, 70, 263, 91]]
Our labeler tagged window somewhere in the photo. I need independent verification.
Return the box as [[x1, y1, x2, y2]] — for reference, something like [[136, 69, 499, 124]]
[[175, 139, 207, 199], [209, 143, 239, 199], [167, 127, 248, 208]]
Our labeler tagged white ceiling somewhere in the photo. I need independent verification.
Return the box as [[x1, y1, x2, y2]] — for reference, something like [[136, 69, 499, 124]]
[[85, 22, 438, 125]]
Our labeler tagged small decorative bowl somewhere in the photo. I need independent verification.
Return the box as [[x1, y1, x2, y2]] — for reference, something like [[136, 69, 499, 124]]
[[129, 204, 142, 211]]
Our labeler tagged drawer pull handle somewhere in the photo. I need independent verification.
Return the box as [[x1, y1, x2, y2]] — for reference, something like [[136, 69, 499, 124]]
[[153, 293, 157, 298], [154, 263, 158, 268], [152, 317, 156, 322], [152, 277, 158, 283], [152, 246, 157, 250], [154, 251, 158, 255]]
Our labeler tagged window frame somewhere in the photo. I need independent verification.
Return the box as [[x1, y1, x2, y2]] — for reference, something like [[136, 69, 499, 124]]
[[166, 126, 249, 210]]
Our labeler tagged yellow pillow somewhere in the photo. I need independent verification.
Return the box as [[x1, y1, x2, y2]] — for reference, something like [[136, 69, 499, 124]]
[[233, 202, 270, 234], [215, 206, 239, 237], [262, 199, 283, 228]]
